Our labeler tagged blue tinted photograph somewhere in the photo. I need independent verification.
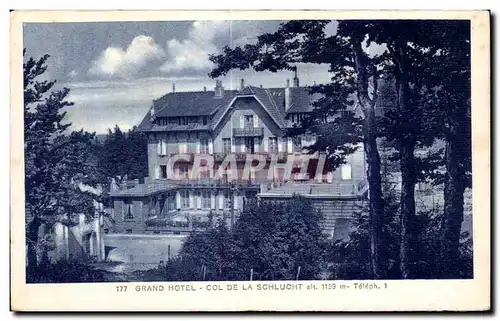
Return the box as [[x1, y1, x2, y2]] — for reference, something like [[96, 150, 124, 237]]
[[23, 19, 472, 283]]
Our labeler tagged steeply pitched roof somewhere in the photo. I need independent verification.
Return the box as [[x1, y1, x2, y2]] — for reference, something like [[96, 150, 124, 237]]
[[137, 85, 321, 133], [154, 90, 238, 117]]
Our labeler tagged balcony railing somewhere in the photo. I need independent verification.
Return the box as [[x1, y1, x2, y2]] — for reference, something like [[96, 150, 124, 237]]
[[176, 178, 261, 189], [213, 152, 288, 162], [233, 127, 264, 137]]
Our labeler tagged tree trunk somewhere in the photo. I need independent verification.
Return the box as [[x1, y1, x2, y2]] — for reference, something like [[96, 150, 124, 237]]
[[26, 216, 42, 269], [352, 40, 386, 280], [364, 111, 386, 280], [392, 45, 417, 279], [399, 139, 416, 279], [440, 137, 467, 278]]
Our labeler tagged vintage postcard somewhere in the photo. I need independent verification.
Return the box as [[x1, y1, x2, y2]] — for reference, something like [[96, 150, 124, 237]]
[[10, 10, 490, 311]]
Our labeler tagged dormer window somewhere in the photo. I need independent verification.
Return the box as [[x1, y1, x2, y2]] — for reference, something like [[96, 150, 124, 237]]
[[178, 117, 188, 126], [157, 118, 167, 126]]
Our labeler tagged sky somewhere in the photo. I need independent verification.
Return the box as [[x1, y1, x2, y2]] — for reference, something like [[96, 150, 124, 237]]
[[23, 20, 338, 134]]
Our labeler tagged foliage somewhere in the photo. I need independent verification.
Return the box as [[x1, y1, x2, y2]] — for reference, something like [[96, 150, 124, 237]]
[[326, 194, 473, 280], [24, 51, 101, 268], [138, 197, 329, 281], [96, 125, 148, 182], [209, 20, 389, 279], [209, 19, 472, 279], [26, 261, 109, 283]]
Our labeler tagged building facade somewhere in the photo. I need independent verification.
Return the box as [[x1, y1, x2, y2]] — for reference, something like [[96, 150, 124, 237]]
[[109, 75, 368, 239]]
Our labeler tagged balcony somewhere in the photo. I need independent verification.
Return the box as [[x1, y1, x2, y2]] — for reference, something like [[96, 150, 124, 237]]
[[264, 152, 288, 162], [213, 152, 248, 162], [233, 127, 264, 137]]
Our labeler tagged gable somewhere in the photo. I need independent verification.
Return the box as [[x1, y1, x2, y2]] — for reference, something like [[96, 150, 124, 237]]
[[212, 86, 285, 131]]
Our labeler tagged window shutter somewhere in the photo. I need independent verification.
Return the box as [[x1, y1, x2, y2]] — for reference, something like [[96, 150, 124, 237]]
[[157, 140, 162, 155], [176, 192, 181, 209], [218, 193, 224, 210], [196, 140, 201, 154], [234, 194, 238, 210], [155, 166, 160, 179], [254, 137, 260, 152], [264, 138, 269, 152], [241, 139, 246, 153], [208, 139, 213, 154], [231, 139, 236, 153], [287, 138, 293, 154], [162, 140, 167, 155], [278, 138, 283, 152], [240, 115, 244, 128], [197, 193, 202, 209], [254, 116, 259, 128]]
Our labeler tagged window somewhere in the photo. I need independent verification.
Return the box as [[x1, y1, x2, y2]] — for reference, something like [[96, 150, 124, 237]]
[[223, 138, 231, 154], [181, 190, 190, 208], [341, 164, 352, 180], [178, 117, 188, 125], [244, 115, 254, 128], [293, 136, 302, 151], [124, 201, 134, 221], [341, 110, 351, 118], [168, 196, 175, 211], [268, 137, 278, 153], [158, 139, 167, 156], [82, 233, 91, 254], [160, 165, 167, 179], [157, 118, 167, 126], [202, 116, 208, 125], [245, 137, 255, 154], [179, 142, 188, 154], [223, 190, 230, 209], [201, 190, 211, 209], [200, 139, 209, 153]]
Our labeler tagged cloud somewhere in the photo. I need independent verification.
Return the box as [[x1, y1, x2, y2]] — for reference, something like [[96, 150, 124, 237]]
[[88, 35, 165, 78], [68, 70, 78, 78], [160, 21, 228, 74]]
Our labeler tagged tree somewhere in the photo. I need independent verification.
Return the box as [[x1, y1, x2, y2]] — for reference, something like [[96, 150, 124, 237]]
[[96, 125, 148, 183], [209, 20, 387, 279], [230, 198, 327, 280], [367, 20, 471, 278], [173, 197, 327, 281], [24, 51, 100, 268], [422, 22, 472, 278]]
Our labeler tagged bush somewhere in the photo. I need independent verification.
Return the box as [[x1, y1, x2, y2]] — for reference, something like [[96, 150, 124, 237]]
[[26, 261, 109, 283], [138, 197, 329, 282]]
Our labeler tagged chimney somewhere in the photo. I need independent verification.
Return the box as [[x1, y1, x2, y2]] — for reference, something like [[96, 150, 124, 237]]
[[285, 78, 291, 111], [214, 80, 224, 98], [172, 83, 176, 93], [293, 67, 300, 88], [240, 78, 245, 90]]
